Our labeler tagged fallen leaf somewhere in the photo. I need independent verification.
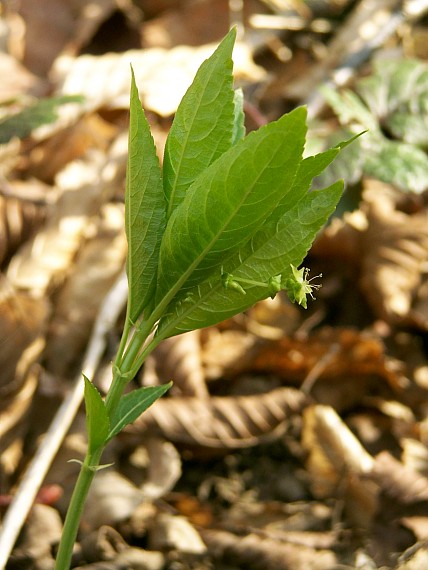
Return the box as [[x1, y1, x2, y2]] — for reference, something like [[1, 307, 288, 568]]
[[127, 386, 306, 449]]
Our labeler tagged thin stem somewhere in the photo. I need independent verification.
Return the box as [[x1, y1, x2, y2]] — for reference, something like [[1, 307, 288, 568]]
[[115, 313, 131, 364], [54, 448, 103, 570]]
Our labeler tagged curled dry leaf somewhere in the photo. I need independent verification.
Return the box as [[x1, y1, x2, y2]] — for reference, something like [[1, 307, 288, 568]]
[[0, 277, 48, 390], [244, 327, 400, 408], [202, 329, 258, 381], [0, 188, 48, 267], [29, 113, 118, 183], [0, 52, 44, 101], [395, 541, 428, 570], [7, 132, 127, 296], [201, 527, 337, 570], [149, 513, 206, 554], [302, 404, 378, 529], [360, 197, 428, 326], [9, 504, 62, 567], [148, 330, 209, 398], [372, 451, 428, 505], [79, 525, 127, 563], [313, 187, 428, 328], [127, 387, 306, 449], [44, 203, 127, 377]]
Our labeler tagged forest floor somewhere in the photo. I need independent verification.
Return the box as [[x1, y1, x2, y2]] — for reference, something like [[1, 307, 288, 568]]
[[1, 1, 428, 568]]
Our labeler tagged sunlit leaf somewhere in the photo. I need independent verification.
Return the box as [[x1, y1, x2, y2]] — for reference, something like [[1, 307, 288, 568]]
[[83, 375, 109, 454], [107, 382, 172, 440], [125, 67, 166, 321], [163, 28, 236, 219]]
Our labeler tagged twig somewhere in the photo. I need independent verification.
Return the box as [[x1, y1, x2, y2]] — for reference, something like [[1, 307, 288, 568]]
[[0, 270, 129, 569], [305, 0, 428, 119]]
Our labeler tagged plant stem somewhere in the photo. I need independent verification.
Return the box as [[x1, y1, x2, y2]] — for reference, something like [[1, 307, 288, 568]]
[[54, 448, 103, 570]]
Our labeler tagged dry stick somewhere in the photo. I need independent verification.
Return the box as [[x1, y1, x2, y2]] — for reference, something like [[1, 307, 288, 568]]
[[305, 0, 428, 119], [0, 270, 129, 570]]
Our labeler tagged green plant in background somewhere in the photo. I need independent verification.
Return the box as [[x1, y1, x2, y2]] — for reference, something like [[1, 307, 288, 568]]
[[314, 58, 428, 194], [54, 28, 346, 569], [0, 95, 84, 143]]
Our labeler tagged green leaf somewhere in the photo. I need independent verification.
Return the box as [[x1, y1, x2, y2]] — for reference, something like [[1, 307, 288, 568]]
[[0, 95, 83, 144], [163, 27, 236, 219], [107, 382, 172, 440], [320, 87, 378, 132], [155, 107, 308, 310], [83, 375, 110, 454], [126, 67, 166, 322], [232, 88, 246, 145], [157, 180, 343, 337], [364, 139, 428, 194]]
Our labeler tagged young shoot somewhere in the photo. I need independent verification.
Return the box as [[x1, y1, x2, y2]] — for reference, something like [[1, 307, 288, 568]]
[[54, 27, 347, 569]]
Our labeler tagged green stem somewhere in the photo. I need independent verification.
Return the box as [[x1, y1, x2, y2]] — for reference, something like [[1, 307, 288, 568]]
[[55, 292, 178, 568], [54, 448, 103, 570]]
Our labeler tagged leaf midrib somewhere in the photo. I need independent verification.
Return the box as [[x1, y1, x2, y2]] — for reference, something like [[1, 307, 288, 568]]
[[156, 137, 299, 327]]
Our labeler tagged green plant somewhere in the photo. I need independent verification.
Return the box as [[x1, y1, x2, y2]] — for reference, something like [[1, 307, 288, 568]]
[[315, 58, 428, 194], [54, 28, 346, 569], [0, 95, 84, 143]]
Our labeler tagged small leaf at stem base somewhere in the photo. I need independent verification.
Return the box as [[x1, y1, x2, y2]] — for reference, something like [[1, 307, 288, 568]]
[[107, 382, 172, 440]]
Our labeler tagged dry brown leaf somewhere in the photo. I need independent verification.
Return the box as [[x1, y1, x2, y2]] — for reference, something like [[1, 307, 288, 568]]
[[313, 189, 428, 329], [147, 330, 209, 398], [251, 327, 391, 380], [245, 327, 400, 409], [401, 517, 428, 542], [0, 187, 48, 267], [372, 451, 428, 505], [44, 203, 127, 377], [53, 41, 266, 117], [302, 404, 378, 529], [127, 386, 306, 449], [79, 525, 127, 563], [395, 541, 428, 570], [12, 0, 119, 76], [0, 52, 44, 101], [201, 527, 337, 570], [141, 0, 231, 48], [0, 276, 49, 475], [0, 277, 48, 396], [360, 198, 428, 326], [7, 132, 127, 296], [202, 328, 258, 381], [28, 113, 118, 183], [8, 504, 62, 568], [149, 513, 206, 554]]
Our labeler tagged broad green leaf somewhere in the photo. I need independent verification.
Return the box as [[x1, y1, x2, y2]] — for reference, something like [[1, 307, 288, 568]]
[[157, 181, 343, 337], [387, 112, 428, 147], [126, 67, 166, 322], [320, 87, 378, 132], [0, 95, 83, 144], [322, 58, 428, 194], [232, 88, 246, 145], [364, 139, 428, 194], [107, 382, 172, 440], [311, 128, 365, 190], [83, 375, 109, 454], [155, 107, 307, 309], [163, 28, 236, 219]]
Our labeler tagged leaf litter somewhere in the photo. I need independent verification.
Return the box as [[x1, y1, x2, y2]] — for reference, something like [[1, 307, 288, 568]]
[[1, 1, 428, 569]]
